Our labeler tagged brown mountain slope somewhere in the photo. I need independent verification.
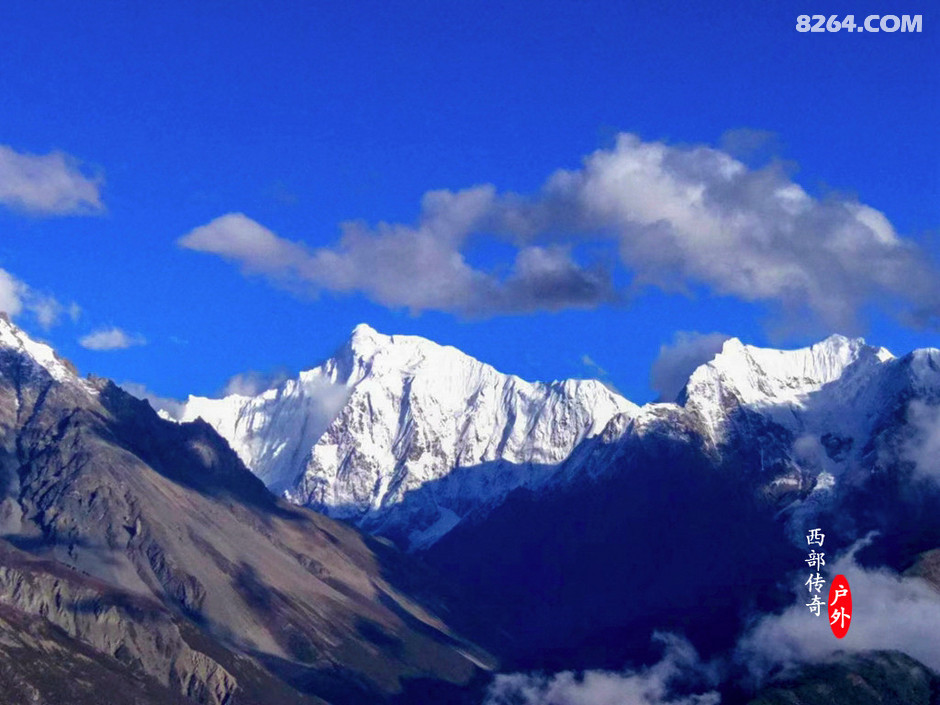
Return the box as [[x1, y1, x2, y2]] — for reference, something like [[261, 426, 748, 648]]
[[0, 316, 493, 704]]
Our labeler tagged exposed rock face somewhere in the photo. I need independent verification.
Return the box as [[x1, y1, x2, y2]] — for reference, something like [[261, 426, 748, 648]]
[[0, 316, 493, 704], [0, 544, 238, 705]]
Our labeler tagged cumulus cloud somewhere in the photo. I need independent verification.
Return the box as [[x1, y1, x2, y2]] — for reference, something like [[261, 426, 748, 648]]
[[179, 200, 615, 316], [79, 327, 146, 351], [0, 144, 104, 215], [119, 382, 185, 420], [536, 134, 940, 331], [650, 331, 732, 401], [179, 134, 940, 328], [0, 268, 78, 329], [736, 535, 940, 683], [486, 633, 719, 705]]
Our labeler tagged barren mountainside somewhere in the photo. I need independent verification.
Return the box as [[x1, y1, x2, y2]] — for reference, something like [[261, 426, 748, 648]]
[[0, 315, 494, 705]]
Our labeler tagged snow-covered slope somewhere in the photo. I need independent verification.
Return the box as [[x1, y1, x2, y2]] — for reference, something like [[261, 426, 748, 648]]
[[0, 313, 84, 385], [172, 325, 939, 549], [177, 324, 637, 548], [678, 334, 895, 440]]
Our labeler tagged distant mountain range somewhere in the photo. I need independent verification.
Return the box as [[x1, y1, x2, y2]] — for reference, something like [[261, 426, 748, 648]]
[[173, 323, 934, 557], [2, 314, 939, 704], [169, 322, 940, 699]]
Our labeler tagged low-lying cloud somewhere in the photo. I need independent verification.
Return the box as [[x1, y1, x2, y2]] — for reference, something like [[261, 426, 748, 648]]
[[180, 133, 940, 330], [222, 369, 292, 397], [0, 144, 104, 216], [485, 633, 720, 705], [736, 536, 940, 683]]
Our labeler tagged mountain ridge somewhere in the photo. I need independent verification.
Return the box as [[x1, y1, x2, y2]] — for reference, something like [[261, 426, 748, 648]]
[[3, 315, 939, 701], [165, 324, 919, 550], [174, 323, 637, 549]]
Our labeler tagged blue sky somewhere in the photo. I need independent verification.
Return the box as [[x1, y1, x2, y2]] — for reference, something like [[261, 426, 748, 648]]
[[0, 0, 937, 404]]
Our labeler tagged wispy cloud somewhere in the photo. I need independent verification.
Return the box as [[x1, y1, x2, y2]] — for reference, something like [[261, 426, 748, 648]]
[[221, 369, 292, 397], [581, 353, 608, 378], [0, 270, 25, 319], [719, 128, 781, 162], [486, 633, 720, 705], [0, 144, 104, 215], [650, 331, 732, 402], [179, 134, 940, 330], [79, 327, 146, 351], [0, 268, 79, 329], [580, 353, 622, 393]]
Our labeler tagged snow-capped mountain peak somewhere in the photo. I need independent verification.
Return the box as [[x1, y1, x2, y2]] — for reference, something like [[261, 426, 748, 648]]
[[659, 334, 896, 450], [176, 323, 637, 548], [0, 314, 80, 384], [335, 323, 486, 384], [170, 325, 929, 551], [682, 334, 893, 407]]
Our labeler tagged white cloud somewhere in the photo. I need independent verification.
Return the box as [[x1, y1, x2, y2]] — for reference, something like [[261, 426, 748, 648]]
[[0, 144, 104, 215], [180, 212, 306, 273], [179, 202, 614, 317], [179, 134, 940, 329], [736, 536, 940, 683], [486, 633, 720, 705], [79, 327, 146, 351], [650, 331, 732, 401], [534, 134, 939, 331], [0, 269, 25, 318], [0, 268, 77, 329]]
